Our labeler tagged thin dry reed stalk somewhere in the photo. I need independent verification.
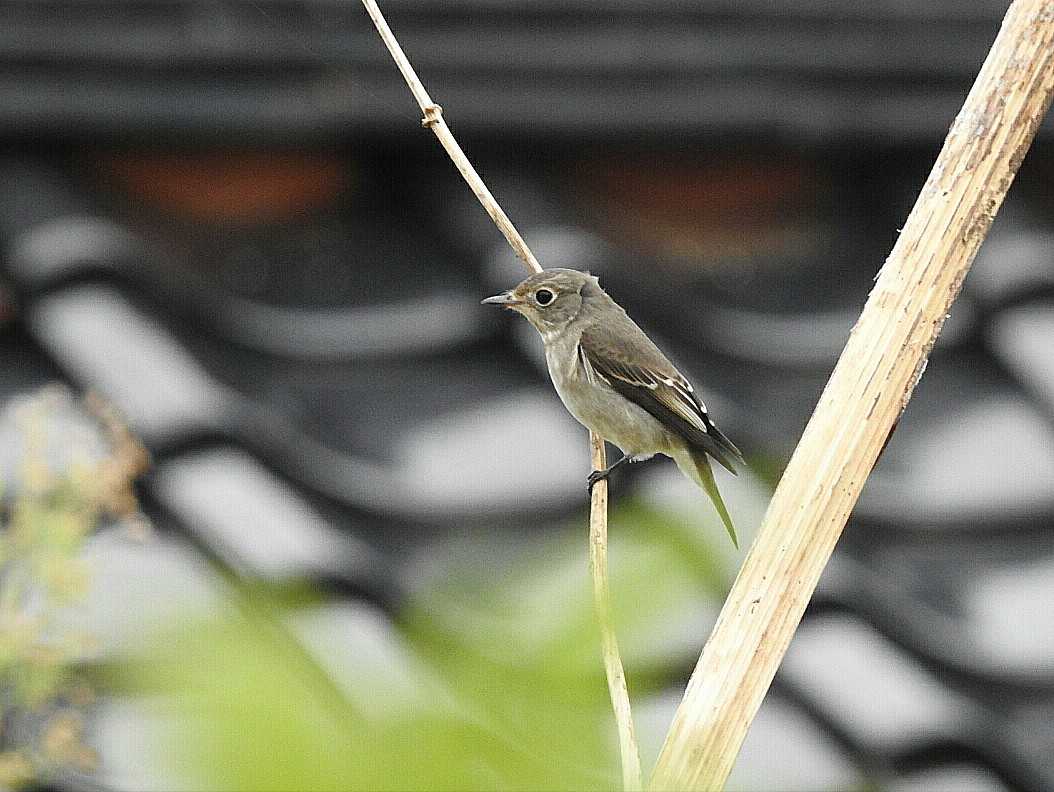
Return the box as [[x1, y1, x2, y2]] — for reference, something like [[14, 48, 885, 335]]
[[359, 2, 641, 788]]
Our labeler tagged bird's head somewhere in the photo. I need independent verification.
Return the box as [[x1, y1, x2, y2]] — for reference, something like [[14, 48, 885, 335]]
[[482, 268, 598, 335]]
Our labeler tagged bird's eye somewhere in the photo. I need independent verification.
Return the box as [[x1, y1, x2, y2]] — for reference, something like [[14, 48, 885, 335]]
[[535, 288, 554, 306]]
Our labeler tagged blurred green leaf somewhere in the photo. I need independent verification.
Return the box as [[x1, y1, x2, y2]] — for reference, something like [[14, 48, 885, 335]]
[[122, 592, 615, 791], [115, 496, 739, 790]]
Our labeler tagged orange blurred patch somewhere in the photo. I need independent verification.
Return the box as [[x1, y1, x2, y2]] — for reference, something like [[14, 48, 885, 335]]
[[576, 155, 824, 266], [96, 150, 349, 226]]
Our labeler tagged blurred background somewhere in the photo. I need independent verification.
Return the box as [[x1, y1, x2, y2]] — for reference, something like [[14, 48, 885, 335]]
[[1, 1, 1053, 790]]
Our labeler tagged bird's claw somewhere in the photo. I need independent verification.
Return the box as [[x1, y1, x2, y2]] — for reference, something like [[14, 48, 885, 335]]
[[587, 469, 608, 493]]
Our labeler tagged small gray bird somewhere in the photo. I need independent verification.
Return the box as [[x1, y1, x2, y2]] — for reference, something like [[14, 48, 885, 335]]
[[483, 268, 744, 547]]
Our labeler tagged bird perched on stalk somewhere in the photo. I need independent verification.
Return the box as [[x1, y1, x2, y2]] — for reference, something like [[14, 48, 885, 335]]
[[483, 268, 744, 547]]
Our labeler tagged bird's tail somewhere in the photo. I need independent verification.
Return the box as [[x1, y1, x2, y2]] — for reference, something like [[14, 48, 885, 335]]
[[673, 446, 739, 549]]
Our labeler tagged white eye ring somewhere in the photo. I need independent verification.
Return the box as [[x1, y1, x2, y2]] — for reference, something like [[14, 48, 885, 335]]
[[535, 288, 554, 306]]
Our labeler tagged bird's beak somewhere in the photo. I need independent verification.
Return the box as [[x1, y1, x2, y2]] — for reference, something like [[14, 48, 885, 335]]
[[481, 291, 522, 306]]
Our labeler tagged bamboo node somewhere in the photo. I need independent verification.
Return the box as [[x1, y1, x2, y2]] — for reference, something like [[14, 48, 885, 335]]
[[421, 104, 444, 128]]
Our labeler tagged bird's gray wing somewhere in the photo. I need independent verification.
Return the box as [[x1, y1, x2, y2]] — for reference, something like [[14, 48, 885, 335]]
[[579, 325, 743, 474]]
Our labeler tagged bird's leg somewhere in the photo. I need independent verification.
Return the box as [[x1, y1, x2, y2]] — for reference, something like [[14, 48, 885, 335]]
[[588, 453, 633, 493]]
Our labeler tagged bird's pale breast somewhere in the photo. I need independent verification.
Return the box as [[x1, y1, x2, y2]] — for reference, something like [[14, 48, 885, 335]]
[[544, 331, 672, 457]]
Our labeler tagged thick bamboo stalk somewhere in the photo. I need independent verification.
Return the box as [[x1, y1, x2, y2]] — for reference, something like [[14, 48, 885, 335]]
[[650, 2, 1054, 789]]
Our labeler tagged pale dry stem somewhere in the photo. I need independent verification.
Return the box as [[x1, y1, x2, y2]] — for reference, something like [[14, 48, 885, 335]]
[[589, 432, 643, 791], [649, 1, 1054, 788], [359, 0, 541, 275], [359, 1, 640, 787]]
